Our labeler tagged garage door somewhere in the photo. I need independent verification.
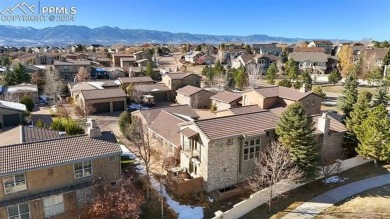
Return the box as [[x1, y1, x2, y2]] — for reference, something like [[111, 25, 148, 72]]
[[152, 92, 168, 102], [112, 101, 125, 112], [92, 102, 111, 114], [3, 114, 20, 127]]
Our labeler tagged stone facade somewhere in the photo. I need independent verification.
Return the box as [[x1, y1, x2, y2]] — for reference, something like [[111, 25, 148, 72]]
[[176, 90, 213, 109]]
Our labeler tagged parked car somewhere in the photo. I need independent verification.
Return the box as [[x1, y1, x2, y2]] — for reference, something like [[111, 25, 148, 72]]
[[127, 103, 149, 112]]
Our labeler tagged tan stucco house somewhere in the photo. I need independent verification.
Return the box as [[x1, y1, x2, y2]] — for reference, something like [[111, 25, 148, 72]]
[[176, 85, 213, 108]]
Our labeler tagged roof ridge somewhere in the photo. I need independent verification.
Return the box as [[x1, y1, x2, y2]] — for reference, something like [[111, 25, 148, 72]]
[[1, 134, 88, 148], [195, 110, 270, 123]]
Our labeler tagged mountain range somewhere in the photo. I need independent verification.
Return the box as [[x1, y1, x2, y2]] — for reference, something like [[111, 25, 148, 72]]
[[0, 25, 343, 46]]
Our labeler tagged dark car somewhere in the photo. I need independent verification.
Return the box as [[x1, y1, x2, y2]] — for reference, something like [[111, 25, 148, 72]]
[[127, 103, 149, 112]]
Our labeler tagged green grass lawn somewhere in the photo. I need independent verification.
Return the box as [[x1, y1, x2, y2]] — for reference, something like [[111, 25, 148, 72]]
[[239, 162, 389, 219]]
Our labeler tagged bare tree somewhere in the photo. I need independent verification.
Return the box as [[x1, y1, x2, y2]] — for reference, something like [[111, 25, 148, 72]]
[[76, 67, 90, 82], [191, 93, 200, 109], [246, 64, 262, 88], [248, 141, 303, 212], [0, 92, 19, 102], [80, 102, 96, 120], [211, 72, 229, 91], [44, 68, 63, 104], [129, 84, 144, 103], [320, 146, 343, 181], [85, 177, 143, 219]]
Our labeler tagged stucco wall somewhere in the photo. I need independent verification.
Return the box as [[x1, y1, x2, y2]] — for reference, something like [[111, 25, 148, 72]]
[[212, 100, 232, 111], [242, 91, 262, 107], [299, 94, 322, 115]]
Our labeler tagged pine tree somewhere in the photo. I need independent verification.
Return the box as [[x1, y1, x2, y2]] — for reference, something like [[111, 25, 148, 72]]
[[2, 63, 31, 86], [346, 91, 372, 137], [328, 69, 341, 85], [373, 85, 389, 107], [299, 70, 312, 90], [312, 86, 326, 99], [285, 58, 298, 82], [356, 104, 390, 163], [145, 61, 158, 80], [337, 72, 358, 120], [266, 63, 277, 85], [233, 65, 247, 89], [275, 102, 318, 180], [382, 49, 390, 71], [278, 79, 292, 88]]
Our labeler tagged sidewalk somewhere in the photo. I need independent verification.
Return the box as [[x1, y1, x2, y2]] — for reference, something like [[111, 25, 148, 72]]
[[282, 174, 390, 219]]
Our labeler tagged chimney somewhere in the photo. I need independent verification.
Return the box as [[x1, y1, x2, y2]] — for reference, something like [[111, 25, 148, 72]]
[[87, 119, 102, 138], [317, 112, 330, 135], [299, 83, 309, 93]]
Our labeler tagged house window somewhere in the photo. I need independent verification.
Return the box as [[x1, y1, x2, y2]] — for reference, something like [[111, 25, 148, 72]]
[[306, 101, 310, 108], [3, 173, 27, 194], [74, 161, 93, 179], [7, 203, 30, 219], [43, 195, 64, 217], [227, 138, 233, 145], [109, 156, 117, 162], [311, 100, 315, 107], [63, 66, 69, 72], [40, 58, 46, 64], [76, 187, 93, 208], [243, 138, 261, 160], [64, 74, 71, 80]]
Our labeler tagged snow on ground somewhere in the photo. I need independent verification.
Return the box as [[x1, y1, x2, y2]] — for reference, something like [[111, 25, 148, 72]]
[[323, 176, 348, 184], [136, 164, 204, 219]]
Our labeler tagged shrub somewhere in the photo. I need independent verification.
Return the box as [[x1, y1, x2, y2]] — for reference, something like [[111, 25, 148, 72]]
[[36, 119, 44, 128], [51, 119, 65, 131], [65, 122, 84, 135], [211, 104, 217, 113], [278, 79, 292, 88], [118, 111, 132, 133], [74, 105, 84, 116], [20, 95, 34, 112]]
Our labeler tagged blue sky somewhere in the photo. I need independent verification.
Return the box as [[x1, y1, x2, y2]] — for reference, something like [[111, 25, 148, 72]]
[[1, 0, 389, 40]]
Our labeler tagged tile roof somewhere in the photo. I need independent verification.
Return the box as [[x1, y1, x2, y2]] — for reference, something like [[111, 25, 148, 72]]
[[70, 82, 97, 94], [21, 126, 63, 143], [149, 111, 186, 147], [119, 76, 154, 84], [140, 105, 199, 124], [120, 57, 136, 62], [176, 85, 203, 96], [6, 83, 38, 93], [361, 48, 390, 60], [210, 91, 242, 103], [293, 47, 326, 53], [195, 111, 279, 140], [288, 52, 329, 62], [0, 135, 122, 176], [254, 54, 279, 61], [229, 105, 267, 115], [0, 100, 26, 112], [180, 127, 199, 138], [133, 83, 170, 92], [312, 40, 333, 45], [81, 88, 126, 100], [240, 54, 256, 64], [252, 86, 313, 101], [164, 72, 201, 80]]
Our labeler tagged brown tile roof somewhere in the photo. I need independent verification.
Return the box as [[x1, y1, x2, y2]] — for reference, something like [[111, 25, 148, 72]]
[[254, 54, 279, 61], [312, 114, 347, 133], [229, 105, 267, 115], [252, 86, 313, 101], [240, 54, 256, 64], [21, 126, 63, 143], [210, 91, 242, 104], [195, 111, 279, 140], [119, 76, 154, 84], [361, 48, 390, 60], [81, 88, 126, 100], [120, 57, 136, 62], [288, 52, 329, 62], [141, 105, 199, 124], [164, 72, 201, 80], [149, 111, 186, 147], [176, 85, 203, 96], [225, 49, 247, 54], [70, 82, 97, 94], [312, 40, 333, 45], [180, 127, 199, 138], [0, 135, 122, 176], [133, 83, 170, 92], [293, 47, 326, 53]]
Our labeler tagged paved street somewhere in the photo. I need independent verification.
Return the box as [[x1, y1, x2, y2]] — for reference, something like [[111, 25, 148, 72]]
[[282, 174, 390, 219]]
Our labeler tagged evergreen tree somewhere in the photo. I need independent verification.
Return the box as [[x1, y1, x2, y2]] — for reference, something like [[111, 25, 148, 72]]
[[279, 48, 288, 63], [278, 79, 292, 88], [2, 63, 31, 86], [275, 102, 318, 180], [373, 85, 389, 107], [299, 70, 312, 90], [233, 65, 247, 90], [382, 49, 390, 71], [346, 91, 372, 138], [144, 61, 158, 80], [285, 58, 298, 82], [195, 45, 202, 51], [328, 69, 341, 85], [20, 95, 34, 112], [266, 63, 277, 85], [312, 86, 326, 99], [1, 55, 11, 66], [356, 104, 390, 163], [337, 72, 358, 120]]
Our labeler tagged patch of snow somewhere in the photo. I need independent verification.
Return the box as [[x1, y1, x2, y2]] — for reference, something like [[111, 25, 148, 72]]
[[323, 176, 348, 184], [136, 164, 204, 219], [208, 196, 214, 203]]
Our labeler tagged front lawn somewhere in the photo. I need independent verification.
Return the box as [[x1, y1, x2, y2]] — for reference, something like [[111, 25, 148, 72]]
[[240, 162, 389, 219]]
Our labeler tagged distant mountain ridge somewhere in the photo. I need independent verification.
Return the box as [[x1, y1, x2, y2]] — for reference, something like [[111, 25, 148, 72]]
[[0, 25, 344, 46]]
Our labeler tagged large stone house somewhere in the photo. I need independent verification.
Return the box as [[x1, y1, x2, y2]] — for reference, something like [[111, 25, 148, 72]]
[[53, 60, 92, 81], [161, 73, 202, 101], [175, 85, 213, 108], [307, 40, 334, 54], [0, 124, 122, 219], [252, 43, 282, 56]]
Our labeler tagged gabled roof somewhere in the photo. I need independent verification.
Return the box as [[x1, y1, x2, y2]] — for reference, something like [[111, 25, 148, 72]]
[[119, 76, 154, 84], [140, 105, 199, 124], [149, 111, 186, 147], [0, 135, 122, 176], [81, 88, 126, 100], [311, 40, 333, 45], [163, 72, 201, 80], [240, 54, 256, 64], [21, 126, 63, 143], [288, 52, 329, 62], [229, 105, 266, 115], [254, 54, 279, 61], [361, 48, 390, 60], [176, 85, 203, 96], [195, 111, 279, 140], [133, 83, 170, 92], [294, 47, 326, 53], [0, 100, 26, 112], [210, 91, 242, 104]]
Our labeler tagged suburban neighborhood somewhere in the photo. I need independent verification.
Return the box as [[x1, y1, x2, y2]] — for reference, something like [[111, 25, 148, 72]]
[[0, 1, 390, 219]]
